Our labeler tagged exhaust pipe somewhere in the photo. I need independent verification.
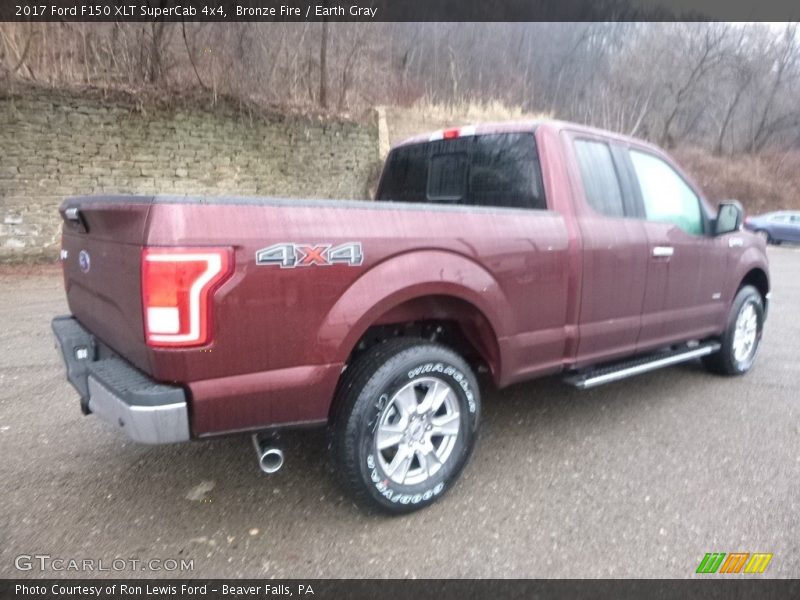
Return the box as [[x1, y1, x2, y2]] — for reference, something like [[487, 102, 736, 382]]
[[252, 433, 284, 474]]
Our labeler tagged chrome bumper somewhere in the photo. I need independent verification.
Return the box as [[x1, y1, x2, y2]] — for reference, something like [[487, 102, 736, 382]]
[[52, 316, 190, 444], [86, 375, 190, 444]]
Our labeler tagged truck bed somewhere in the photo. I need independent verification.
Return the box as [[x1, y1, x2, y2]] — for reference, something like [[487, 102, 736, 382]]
[[60, 194, 571, 434]]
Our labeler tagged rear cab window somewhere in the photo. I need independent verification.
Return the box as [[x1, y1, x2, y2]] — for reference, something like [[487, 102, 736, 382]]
[[377, 132, 546, 210], [572, 139, 626, 218]]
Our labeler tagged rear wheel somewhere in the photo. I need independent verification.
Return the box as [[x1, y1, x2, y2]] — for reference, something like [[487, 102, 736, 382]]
[[702, 285, 764, 375], [755, 230, 771, 244], [331, 338, 480, 514]]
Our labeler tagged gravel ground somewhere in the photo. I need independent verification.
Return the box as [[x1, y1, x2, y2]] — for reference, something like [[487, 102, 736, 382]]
[[0, 248, 798, 578]]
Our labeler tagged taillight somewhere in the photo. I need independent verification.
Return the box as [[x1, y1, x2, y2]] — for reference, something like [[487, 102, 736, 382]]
[[141, 247, 233, 347]]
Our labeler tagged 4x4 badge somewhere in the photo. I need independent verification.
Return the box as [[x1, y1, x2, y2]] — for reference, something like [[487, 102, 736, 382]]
[[256, 242, 363, 268]]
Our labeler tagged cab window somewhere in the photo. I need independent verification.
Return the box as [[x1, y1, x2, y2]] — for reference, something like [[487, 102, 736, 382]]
[[377, 133, 546, 210], [573, 140, 625, 218], [629, 150, 703, 235]]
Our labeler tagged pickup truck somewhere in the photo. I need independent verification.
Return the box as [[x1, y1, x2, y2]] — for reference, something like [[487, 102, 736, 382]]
[[52, 121, 770, 514]]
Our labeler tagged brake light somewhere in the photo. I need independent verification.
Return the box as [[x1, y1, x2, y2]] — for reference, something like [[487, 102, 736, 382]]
[[142, 247, 233, 347], [442, 128, 460, 139]]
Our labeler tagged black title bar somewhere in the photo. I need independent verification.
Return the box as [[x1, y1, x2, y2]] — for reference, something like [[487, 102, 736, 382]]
[[2, 0, 800, 22], [3, 579, 800, 600]]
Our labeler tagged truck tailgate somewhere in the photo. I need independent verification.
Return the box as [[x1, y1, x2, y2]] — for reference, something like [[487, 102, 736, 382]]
[[59, 196, 154, 374]]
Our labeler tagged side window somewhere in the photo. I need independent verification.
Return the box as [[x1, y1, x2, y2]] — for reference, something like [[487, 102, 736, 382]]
[[573, 140, 625, 218], [629, 150, 703, 235]]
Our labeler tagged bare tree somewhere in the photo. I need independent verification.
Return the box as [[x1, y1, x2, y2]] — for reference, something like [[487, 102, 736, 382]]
[[337, 25, 367, 110], [748, 24, 800, 152], [5, 21, 800, 154], [0, 23, 37, 79], [657, 24, 730, 147], [319, 20, 329, 108]]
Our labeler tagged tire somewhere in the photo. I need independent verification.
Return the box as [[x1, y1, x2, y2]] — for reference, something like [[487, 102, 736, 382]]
[[755, 230, 771, 244], [702, 285, 764, 376], [331, 338, 481, 514]]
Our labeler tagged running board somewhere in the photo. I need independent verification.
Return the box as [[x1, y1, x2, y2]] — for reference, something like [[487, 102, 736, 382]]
[[564, 342, 721, 390]]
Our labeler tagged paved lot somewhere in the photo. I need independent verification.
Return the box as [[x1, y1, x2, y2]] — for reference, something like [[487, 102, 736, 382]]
[[1, 248, 798, 579]]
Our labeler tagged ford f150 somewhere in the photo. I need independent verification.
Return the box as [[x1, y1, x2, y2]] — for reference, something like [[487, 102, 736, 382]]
[[52, 121, 770, 513]]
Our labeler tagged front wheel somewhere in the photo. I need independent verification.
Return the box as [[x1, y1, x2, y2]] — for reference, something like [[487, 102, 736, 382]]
[[702, 285, 764, 375], [331, 338, 480, 514]]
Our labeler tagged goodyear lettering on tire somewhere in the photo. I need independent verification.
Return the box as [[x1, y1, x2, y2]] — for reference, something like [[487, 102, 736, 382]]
[[366, 452, 446, 505]]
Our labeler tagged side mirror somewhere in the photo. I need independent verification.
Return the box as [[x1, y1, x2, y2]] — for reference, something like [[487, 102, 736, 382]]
[[715, 201, 743, 236]]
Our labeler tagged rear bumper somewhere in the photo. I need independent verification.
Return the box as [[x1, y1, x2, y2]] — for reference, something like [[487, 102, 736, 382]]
[[51, 316, 190, 444]]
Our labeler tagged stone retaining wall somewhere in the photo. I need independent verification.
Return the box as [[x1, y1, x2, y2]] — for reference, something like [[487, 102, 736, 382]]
[[0, 90, 380, 262]]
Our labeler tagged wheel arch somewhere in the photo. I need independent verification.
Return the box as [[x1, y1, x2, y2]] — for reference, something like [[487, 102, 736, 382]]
[[316, 250, 511, 388], [739, 266, 769, 303], [350, 294, 502, 379]]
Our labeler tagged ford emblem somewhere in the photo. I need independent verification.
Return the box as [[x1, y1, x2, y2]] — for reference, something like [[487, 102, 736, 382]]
[[78, 250, 91, 273]]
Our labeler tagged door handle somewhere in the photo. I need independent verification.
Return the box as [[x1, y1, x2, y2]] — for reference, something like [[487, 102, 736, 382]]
[[652, 246, 674, 258]]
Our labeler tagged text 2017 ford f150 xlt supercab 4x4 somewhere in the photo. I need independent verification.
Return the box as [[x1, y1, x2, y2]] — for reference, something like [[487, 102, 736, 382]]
[[52, 121, 769, 513]]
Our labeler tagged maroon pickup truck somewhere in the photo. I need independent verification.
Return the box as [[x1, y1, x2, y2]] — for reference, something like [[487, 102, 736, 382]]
[[52, 121, 769, 513]]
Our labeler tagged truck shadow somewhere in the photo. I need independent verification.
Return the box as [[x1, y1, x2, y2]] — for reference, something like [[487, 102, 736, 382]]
[[102, 360, 712, 522]]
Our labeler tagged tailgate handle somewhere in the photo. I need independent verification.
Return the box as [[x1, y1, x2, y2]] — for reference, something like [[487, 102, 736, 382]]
[[63, 207, 88, 233]]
